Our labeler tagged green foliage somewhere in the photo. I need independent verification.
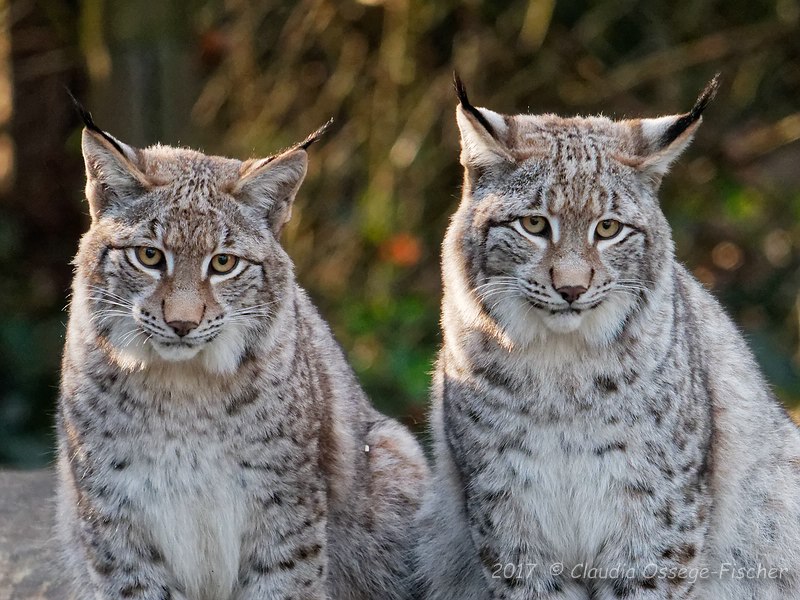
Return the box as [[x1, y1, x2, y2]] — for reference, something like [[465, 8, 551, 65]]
[[335, 292, 438, 429]]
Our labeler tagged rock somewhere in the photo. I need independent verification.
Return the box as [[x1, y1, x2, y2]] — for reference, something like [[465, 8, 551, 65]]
[[0, 469, 72, 600]]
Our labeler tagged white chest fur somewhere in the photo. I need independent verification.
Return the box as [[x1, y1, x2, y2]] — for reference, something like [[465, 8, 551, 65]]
[[484, 405, 632, 571], [527, 425, 625, 563], [120, 437, 247, 600]]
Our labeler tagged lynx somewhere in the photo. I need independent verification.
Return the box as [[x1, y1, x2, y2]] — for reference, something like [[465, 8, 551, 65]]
[[56, 107, 428, 600], [413, 76, 800, 600]]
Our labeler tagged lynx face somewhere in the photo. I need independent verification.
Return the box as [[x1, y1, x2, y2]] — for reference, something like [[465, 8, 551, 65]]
[[466, 124, 671, 343], [75, 123, 325, 373], [448, 77, 716, 346]]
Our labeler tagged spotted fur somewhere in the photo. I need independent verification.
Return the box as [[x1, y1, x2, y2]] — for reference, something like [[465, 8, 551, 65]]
[[57, 124, 428, 600], [413, 78, 800, 600]]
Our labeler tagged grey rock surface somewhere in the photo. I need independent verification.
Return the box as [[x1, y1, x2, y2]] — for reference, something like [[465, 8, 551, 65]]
[[0, 469, 71, 600]]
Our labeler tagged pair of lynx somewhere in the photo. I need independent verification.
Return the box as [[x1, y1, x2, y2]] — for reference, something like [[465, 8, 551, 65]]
[[57, 75, 800, 600]]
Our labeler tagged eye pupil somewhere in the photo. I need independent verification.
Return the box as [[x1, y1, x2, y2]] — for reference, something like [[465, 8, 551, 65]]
[[596, 219, 621, 240], [136, 246, 163, 267], [520, 216, 549, 236], [210, 254, 239, 275]]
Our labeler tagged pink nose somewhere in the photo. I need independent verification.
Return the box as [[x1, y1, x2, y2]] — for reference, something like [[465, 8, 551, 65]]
[[166, 320, 199, 337], [555, 285, 587, 304]]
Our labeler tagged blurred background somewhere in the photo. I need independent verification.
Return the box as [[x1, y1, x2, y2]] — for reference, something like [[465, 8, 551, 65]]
[[0, 0, 799, 467]]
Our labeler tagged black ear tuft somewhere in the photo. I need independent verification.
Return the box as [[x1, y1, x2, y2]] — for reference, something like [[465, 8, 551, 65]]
[[453, 71, 497, 139], [659, 73, 721, 148], [453, 71, 470, 108], [297, 118, 334, 151], [66, 88, 127, 157], [689, 73, 720, 121]]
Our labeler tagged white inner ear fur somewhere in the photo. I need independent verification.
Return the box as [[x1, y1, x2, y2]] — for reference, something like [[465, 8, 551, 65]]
[[637, 116, 701, 178], [456, 105, 513, 169], [476, 106, 508, 137], [105, 132, 139, 164], [233, 150, 308, 228], [82, 130, 147, 187], [82, 130, 151, 220]]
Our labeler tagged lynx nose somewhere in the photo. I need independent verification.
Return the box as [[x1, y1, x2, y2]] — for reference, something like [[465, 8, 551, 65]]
[[166, 320, 200, 337], [555, 285, 588, 304]]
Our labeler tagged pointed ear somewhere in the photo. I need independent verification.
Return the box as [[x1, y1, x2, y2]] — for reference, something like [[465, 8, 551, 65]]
[[81, 123, 151, 226], [633, 74, 720, 184], [82, 129, 150, 220], [72, 95, 150, 220], [453, 74, 514, 172], [233, 149, 309, 234], [232, 120, 330, 235]]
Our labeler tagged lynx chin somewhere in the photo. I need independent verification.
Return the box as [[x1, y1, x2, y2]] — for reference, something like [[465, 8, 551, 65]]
[[56, 107, 428, 600], [413, 75, 800, 600]]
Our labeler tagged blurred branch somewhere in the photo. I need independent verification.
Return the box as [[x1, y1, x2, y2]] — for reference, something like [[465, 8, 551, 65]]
[[0, 0, 13, 194], [518, 0, 555, 51], [79, 0, 111, 81], [561, 21, 789, 104], [725, 113, 800, 163], [13, 47, 72, 81]]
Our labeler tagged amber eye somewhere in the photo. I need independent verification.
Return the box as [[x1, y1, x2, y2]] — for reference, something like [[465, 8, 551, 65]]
[[519, 216, 549, 236], [595, 219, 622, 240], [136, 246, 164, 268], [210, 254, 239, 275]]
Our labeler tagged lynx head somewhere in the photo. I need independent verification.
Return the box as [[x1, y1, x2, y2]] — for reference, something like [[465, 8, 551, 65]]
[[72, 107, 329, 374], [445, 75, 718, 348]]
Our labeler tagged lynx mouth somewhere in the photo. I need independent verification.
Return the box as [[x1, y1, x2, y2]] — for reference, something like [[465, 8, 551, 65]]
[[158, 340, 196, 348], [547, 298, 604, 315], [151, 339, 204, 361]]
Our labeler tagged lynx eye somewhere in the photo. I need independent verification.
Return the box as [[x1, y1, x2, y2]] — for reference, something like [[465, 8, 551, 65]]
[[210, 254, 239, 275], [135, 246, 164, 268], [595, 219, 622, 240], [519, 216, 549, 236]]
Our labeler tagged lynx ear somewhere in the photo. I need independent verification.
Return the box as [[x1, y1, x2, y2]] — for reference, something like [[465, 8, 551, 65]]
[[633, 75, 720, 183], [235, 150, 308, 233], [454, 74, 514, 172], [233, 119, 331, 234], [76, 98, 150, 221]]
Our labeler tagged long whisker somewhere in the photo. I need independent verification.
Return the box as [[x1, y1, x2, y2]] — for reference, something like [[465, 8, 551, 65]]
[[88, 297, 134, 310], [124, 330, 147, 348], [479, 284, 519, 298], [89, 309, 131, 320], [118, 326, 145, 346], [86, 286, 134, 303], [475, 282, 519, 295], [228, 308, 272, 317], [473, 277, 517, 291], [615, 285, 650, 294], [227, 302, 276, 317]]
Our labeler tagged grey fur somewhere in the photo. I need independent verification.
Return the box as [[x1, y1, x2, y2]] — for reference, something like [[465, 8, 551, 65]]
[[414, 83, 800, 599], [57, 126, 428, 600]]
